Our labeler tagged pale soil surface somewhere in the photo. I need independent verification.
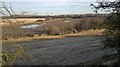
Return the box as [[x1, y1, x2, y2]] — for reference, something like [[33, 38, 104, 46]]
[[3, 36, 114, 65], [2, 18, 45, 26]]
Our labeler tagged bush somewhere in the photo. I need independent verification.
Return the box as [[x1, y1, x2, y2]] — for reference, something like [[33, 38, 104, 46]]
[[74, 18, 104, 32], [43, 25, 61, 35]]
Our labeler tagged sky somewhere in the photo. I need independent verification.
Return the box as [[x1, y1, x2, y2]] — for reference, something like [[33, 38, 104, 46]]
[[1, 0, 116, 15], [2, 0, 116, 2], [2, 0, 96, 2]]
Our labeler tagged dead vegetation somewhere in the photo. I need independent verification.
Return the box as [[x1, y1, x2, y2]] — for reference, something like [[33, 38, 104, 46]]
[[2, 17, 104, 41], [2, 29, 104, 44]]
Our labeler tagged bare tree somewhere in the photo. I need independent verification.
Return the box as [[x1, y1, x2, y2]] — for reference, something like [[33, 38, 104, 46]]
[[0, 1, 28, 65], [91, 0, 119, 13], [91, 0, 120, 64]]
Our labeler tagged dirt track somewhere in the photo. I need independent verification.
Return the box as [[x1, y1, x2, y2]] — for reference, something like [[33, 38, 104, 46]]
[[4, 36, 113, 65]]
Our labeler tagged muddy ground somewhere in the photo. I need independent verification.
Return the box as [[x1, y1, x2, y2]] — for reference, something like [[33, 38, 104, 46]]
[[3, 35, 115, 65]]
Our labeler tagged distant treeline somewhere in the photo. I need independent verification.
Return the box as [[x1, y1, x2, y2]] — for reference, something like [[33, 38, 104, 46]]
[[2, 14, 108, 19]]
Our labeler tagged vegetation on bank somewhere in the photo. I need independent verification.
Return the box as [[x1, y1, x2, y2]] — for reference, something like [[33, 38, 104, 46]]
[[2, 17, 104, 40]]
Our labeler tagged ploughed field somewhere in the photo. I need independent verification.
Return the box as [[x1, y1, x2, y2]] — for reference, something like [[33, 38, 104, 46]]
[[3, 36, 115, 65]]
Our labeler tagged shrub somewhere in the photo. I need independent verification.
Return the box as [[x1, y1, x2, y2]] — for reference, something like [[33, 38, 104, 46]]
[[43, 25, 61, 35], [74, 18, 104, 32]]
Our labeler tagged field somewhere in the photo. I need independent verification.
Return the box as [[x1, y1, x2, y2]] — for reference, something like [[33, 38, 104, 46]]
[[2, 17, 117, 65], [2, 17, 103, 40]]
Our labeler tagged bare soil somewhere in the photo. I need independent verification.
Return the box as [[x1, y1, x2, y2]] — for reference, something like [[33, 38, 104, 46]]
[[3, 35, 114, 65], [2, 18, 113, 65]]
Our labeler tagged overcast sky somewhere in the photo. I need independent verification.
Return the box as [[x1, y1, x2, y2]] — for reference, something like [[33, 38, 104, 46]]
[[2, 0, 116, 2], [2, 0, 95, 2], [1, 0, 116, 15]]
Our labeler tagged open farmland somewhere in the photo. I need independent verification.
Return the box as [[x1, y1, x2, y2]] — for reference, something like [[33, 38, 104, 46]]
[[2, 17, 116, 65]]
